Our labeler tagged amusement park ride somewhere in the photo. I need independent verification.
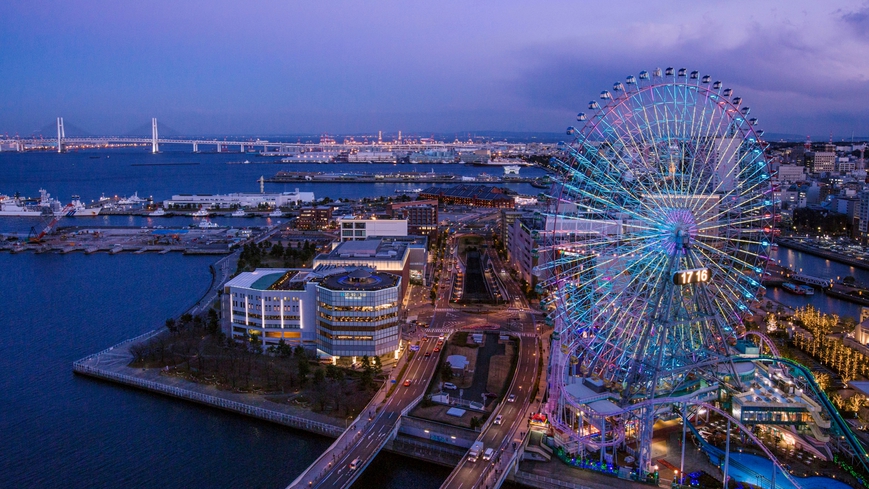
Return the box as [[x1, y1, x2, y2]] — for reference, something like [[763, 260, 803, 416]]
[[535, 68, 869, 487]]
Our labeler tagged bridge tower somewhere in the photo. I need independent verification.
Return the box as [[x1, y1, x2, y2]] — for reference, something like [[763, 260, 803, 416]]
[[151, 118, 159, 154], [56, 117, 65, 153]]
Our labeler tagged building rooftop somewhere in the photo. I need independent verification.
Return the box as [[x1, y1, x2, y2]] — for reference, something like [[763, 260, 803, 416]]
[[319, 237, 410, 262], [225, 269, 309, 290], [319, 267, 400, 291], [420, 184, 514, 201]]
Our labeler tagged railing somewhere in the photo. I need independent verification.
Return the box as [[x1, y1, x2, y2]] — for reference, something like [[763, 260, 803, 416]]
[[73, 328, 164, 366], [511, 471, 594, 489], [73, 362, 343, 437]]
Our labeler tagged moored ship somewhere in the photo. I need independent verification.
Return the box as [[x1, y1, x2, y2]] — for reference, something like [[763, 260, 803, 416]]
[[782, 282, 806, 295]]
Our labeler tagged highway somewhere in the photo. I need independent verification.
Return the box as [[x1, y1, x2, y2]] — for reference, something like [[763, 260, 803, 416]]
[[439, 245, 543, 489], [302, 338, 443, 489]]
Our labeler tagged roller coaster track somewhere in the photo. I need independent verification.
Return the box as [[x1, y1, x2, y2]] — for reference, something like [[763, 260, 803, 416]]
[[746, 356, 869, 478], [742, 331, 781, 358]]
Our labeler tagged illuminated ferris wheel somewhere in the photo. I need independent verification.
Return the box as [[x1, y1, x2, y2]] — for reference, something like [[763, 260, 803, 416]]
[[538, 67, 774, 406]]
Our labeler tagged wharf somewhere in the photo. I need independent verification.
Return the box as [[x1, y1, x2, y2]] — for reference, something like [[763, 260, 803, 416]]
[[0, 226, 234, 255], [265, 170, 543, 185], [777, 238, 869, 271]]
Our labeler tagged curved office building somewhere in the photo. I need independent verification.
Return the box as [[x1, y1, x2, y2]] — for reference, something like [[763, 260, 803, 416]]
[[316, 268, 400, 358]]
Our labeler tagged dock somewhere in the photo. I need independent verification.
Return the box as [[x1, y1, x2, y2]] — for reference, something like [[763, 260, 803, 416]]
[[1, 226, 236, 256], [265, 170, 548, 186]]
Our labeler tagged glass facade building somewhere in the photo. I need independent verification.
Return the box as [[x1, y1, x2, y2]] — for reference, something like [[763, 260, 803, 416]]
[[316, 269, 401, 357]]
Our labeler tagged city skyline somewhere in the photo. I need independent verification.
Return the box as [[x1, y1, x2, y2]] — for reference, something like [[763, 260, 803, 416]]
[[1, 1, 868, 138]]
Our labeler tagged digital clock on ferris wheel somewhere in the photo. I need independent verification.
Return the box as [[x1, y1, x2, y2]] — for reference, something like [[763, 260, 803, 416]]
[[672, 268, 711, 286]]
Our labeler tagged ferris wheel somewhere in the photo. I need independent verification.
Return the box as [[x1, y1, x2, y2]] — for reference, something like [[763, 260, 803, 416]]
[[538, 68, 774, 402]]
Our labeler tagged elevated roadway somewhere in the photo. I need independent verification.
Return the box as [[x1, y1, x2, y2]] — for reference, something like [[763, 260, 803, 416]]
[[287, 339, 442, 489], [288, 239, 460, 489]]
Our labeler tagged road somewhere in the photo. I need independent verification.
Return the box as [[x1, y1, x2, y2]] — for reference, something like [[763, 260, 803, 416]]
[[439, 246, 543, 489], [290, 239, 457, 489]]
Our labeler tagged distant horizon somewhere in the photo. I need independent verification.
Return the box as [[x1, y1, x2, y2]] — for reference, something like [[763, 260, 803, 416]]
[[8, 124, 869, 145]]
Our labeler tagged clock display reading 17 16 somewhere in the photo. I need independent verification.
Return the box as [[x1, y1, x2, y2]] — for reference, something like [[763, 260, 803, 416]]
[[672, 268, 711, 285]]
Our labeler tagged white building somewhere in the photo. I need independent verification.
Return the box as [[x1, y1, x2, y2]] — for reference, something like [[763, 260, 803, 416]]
[[164, 189, 315, 210], [222, 269, 319, 349], [777, 165, 807, 183], [338, 216, 407, 241], [221, 267, 402, 359], [347, 151, 396, 163]]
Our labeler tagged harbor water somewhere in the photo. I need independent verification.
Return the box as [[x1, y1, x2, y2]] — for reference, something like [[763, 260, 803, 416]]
[[768, 247, 869, 320]]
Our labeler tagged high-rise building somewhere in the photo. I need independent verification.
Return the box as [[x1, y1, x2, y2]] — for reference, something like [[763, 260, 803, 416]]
[[387, 199, 438, 237], [805, 151, 836, 174], [297, 206, 333, 230]]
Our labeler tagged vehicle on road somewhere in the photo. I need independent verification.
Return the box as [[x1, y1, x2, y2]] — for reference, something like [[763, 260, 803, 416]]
[[433, 346, 440, 352], [494, 415, 503, 425], [483, 448, 494, 460], [444, 382, 457, 390], [425, 351, 431, 357], [507, 394, 516, 402], [468, 441, 484, 462], [349, 458, 361, 470], [404, 379, 411, 387]]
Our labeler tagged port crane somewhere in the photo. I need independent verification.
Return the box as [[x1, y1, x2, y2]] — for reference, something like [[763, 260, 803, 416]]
[[28, 204, 75, 243]]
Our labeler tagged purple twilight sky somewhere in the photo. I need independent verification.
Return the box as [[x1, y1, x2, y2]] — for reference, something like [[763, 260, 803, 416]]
[[1, 0, 868, 138]]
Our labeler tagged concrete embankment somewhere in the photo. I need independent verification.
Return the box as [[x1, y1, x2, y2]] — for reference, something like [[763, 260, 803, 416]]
[[777, 238, 869, 272]]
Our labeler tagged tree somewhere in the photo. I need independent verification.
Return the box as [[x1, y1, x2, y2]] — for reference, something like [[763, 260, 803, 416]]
[[372, 356, 383, 377], [312, 367, 326, 386], [165, 318, 178, 333], [441, 362, 453, 382], [297, 355, 311, 385]]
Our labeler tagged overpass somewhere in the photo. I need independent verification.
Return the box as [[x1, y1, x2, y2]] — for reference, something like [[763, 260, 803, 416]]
[[287, 337, 443, 489]]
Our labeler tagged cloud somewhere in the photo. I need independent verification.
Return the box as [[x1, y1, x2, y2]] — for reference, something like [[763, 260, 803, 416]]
[[842, 3, 869, 39]]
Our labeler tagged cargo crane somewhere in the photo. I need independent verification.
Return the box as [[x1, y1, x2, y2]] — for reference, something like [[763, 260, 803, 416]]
[[28, 204, 74, 243]]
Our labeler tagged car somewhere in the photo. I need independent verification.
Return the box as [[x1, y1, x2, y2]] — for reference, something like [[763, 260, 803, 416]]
[[425, 351, 431, 357], [422, 336, 429, 341], [433, 347, 440, 352], [507, 394, 516, 403], [403, 379, 411, 387], [443, 382, 457, 390], [493, 415, 503, 425], [349, 458, 361, 470], [482, 448, 495, 460]]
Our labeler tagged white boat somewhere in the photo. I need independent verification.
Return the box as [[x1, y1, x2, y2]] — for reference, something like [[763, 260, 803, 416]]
[[269, 209, 283, 217], [150, 208, 166, 217], [0, 195, 43, 217], [118, 192, 146, 206], [198, 219, 220, 229], [231, 209, 248, 217], [192, 207, 211, 217], [58, 198, 101, 217]]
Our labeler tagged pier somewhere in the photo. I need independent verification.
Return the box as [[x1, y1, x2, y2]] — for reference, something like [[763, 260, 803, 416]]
[[265, 170, 547, 186], [0, 226, 236, 255]]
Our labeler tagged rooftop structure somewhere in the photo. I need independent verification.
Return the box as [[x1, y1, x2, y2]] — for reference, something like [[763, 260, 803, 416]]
[[419, 184, 515, 209]]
